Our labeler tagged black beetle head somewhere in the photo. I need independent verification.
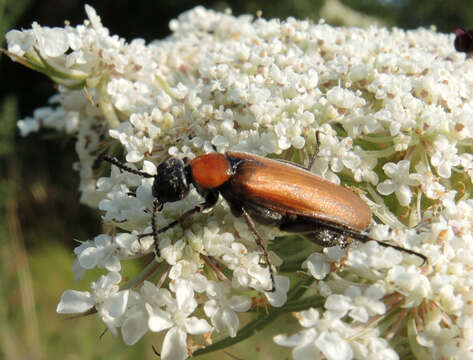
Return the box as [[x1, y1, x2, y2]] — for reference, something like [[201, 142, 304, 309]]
[[152, 157, 191, 204]]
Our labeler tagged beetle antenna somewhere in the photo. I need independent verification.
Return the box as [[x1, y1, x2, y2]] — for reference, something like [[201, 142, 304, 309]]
[[351, 231, 427, 265], [316, 221, 428, 265], [373, 239, 427, 265], [241, 208, 276, 292], [104, 155, 154, 178]]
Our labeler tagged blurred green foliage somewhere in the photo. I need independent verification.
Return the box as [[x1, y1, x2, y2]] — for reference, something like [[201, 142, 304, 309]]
[[1, 0, 472, 359]]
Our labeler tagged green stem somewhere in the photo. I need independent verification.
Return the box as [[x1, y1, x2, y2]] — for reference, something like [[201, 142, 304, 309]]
[[155, 75, 173, 97], [359, 135, 393, 144], [33, 47, 89, 81], [283, 294, 324, 311], [407, 316, 431, 360], [365, 147, 397, 159]]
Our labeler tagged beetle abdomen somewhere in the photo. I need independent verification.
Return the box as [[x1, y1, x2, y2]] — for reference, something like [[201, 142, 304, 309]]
[[225, 152, 371, 232]]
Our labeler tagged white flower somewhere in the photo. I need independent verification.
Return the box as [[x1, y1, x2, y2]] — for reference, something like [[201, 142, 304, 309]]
[[430, 136, 460, 178], [32, 22, 70, 58], [76, 234, 121, 272], [324, 284, 386, 323], [98, 160, 155, 228], [387, 265, 431, 307], [169, 260, 208, 293], [317, 131, 360, 174], [57, 272, 129, 336], [274, 308, 354, 360], [73, 232, 146, 277], [203, 281, 251, 337], [265, 275, 291, 307], [147, 282, 212, 360], [121, 281, 174, 345], [352, 147, 379, 185], [377, 160, 419, 206], [411, 161, 445, 199], [303, 253, 331, 280], [5, 29, 34, 56], [275, 307, 400, 360], [222, 242, 279, 294]]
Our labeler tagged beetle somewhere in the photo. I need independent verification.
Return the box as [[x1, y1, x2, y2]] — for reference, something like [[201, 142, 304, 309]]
[[454, 27, 473, 53], [104, 146, 427, 292]]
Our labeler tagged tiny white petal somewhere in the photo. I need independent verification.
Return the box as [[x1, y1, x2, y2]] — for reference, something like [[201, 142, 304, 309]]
[[211, 308, 239, 337], [315, 331, 353, 360], [33, 25, 69, 57], [377, 180, 395, 195], [298, 308, 320, 328], [274, 331, 309, 347], [228, 295, 252, 312], [115, 233, 136, 248], [175, 284, 197, 315], [161, 327, 188, 360], [77, 246, 99, 269], [122, 310, 149, 345], [146, 304, 173, 333], [303, 253, 331, 280], [325, 294, 353, 316], [105, 291, 129, 318], [265, 275, 290, 307], [203, 299, 218, 318], [6, 29, 34, 56], [57, 290, 94, 313], [126, 150, 143, 163], [184, 316, 212, 335]]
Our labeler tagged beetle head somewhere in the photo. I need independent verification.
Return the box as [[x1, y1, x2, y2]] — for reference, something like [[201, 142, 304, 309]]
[[152, 157, 191, 205]]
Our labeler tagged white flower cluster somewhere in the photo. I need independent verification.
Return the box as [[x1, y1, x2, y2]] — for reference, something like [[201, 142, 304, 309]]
[[6, 4, 473, 360]]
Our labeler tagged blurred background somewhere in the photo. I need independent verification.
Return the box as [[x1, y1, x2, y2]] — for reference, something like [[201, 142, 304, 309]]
[[0, 1, 471, 359]]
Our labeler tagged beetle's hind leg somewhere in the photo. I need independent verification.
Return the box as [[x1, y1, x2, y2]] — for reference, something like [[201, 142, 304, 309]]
[[241, 207, 276, 293]]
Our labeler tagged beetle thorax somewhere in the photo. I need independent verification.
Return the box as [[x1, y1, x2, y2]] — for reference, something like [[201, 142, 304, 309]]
[[189, 153, 234, 189]]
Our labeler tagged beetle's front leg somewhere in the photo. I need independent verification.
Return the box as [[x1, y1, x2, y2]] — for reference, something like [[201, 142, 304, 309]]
[[138, 190, 219, 257]]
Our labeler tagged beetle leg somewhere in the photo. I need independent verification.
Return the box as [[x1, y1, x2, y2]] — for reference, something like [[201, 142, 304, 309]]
[[241, 207, 276, 293], [140, 191, 219, 257], [138, 204, 206, 256], [138, 206, 198, 239], [307, 130, 322, 171], [151, 198, 162, 257]]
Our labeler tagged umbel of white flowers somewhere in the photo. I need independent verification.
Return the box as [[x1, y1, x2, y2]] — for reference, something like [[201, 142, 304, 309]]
[[5, 4, 473, 360]]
